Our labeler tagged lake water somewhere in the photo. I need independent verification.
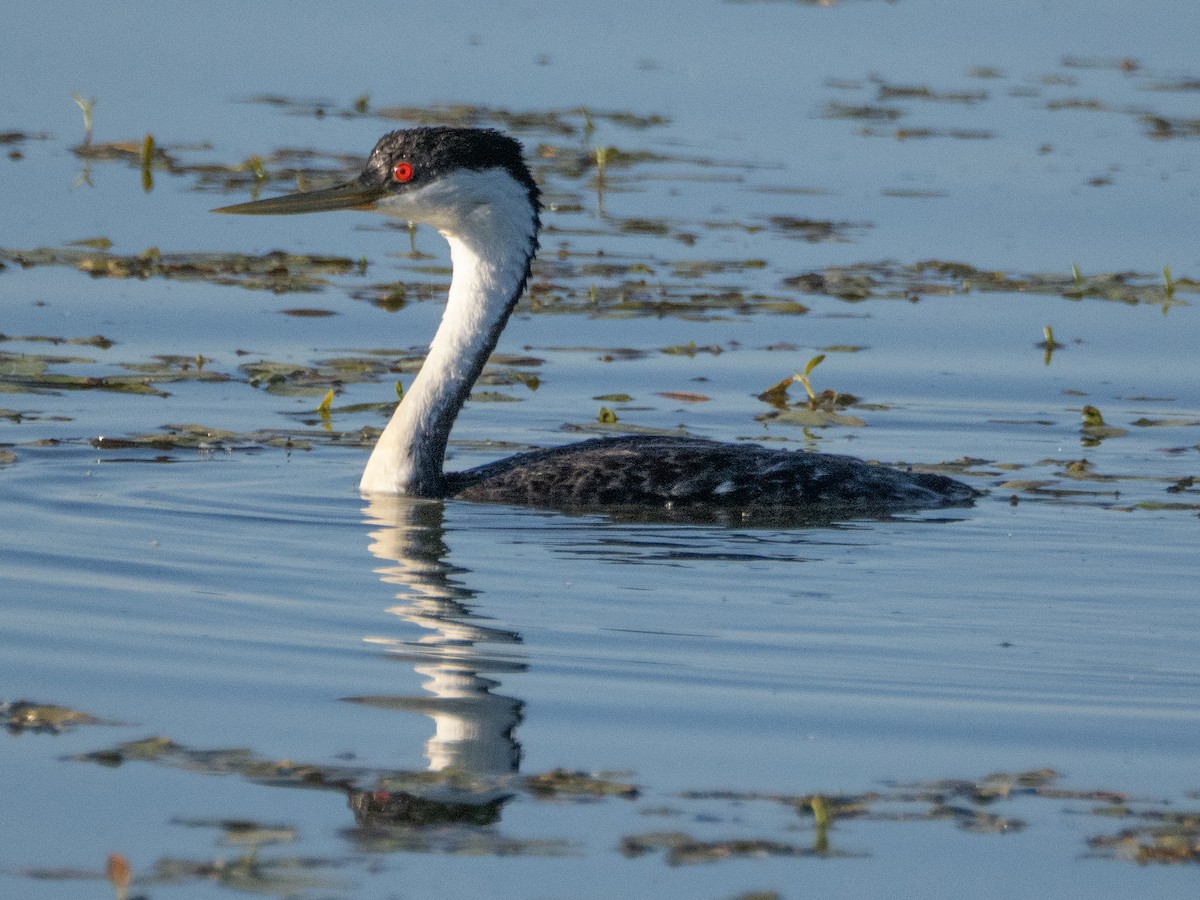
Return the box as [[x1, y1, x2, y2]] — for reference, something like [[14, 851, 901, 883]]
[[2, 1, 1199, 897]]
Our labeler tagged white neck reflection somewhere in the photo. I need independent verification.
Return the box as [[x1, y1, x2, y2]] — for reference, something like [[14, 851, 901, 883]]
[[352, 494, 525, 775]]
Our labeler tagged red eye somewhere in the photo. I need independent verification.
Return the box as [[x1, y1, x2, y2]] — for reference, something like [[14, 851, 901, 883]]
[[392, 162, 414, 182]]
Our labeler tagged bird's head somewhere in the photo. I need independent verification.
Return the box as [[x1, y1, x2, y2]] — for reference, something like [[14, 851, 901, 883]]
[[214, 127, 540, 239]]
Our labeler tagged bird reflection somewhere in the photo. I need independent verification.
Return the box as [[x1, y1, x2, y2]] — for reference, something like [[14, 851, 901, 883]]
[[347, 495, 526, 776]]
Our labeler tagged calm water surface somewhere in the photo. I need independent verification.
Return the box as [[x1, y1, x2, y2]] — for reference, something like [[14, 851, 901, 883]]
[[2, 1, 1199, 897]]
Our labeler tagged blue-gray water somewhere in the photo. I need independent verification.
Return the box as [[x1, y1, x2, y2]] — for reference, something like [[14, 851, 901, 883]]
[[2, 1, 1199, 897]]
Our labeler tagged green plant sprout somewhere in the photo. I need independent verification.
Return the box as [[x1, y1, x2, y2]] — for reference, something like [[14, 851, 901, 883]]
[[316, 388, 335, 430], [140, 134, 155, 193], [811, 794, 831, 854], [243, 155, 267, 181], [593, 145, 613, 216], [1038, 325, 1064, 365], [811, 794, 830, 829], [71, 92, 95, 145], [796, 354, 826, 403]]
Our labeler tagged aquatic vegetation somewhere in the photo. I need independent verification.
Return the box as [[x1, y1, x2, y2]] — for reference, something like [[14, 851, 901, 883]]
[[768, 215, 870, 243], [657, 390, 710, 403], [814, 52, 1200, 156], [1089, 814, 1200, 864], [4, 345, 1179, 516], [782, 260, 1195, 306], [621, 831, 853, 865], [875, 82, 988, 104], [70, 92, 95, 145], [795, 353, 825, 403], [242, 96, 668, 137], [0, 347, 233, 400], [0, 130, 51, 162], [1131, 416, 1200, 428], [1118, 108, 1190, 142], [2, 699, 110, 733], [316, 388, 335, 418], [1080, 405, 1128, 444], [0, 245, 358, 293], [0, 332, 114, 349], [1037, 325, 1064, 364], [754, 356, 866, 429], [593, 144, 611, 186], [83, 422, 363, 454], [526, 768, 639, 799], [822, 102, 904, 122], [0, 350, 163, 397], [139, 133, 155, 192], [105, 853, 130, 900], [1037, 325, 1063, 351], [63, 731, 1200, 871], [8, 93, 1192, 333]]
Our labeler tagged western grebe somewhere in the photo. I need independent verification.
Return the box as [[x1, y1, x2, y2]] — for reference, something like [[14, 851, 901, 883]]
[[216, 127, 977, 516]]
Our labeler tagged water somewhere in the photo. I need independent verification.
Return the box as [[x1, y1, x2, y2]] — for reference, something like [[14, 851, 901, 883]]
[[3, 1, 1200, 897]]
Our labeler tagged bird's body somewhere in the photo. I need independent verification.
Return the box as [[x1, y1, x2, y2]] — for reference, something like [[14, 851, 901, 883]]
[[217, 127, 978, 517], [447, 434, 974, 515]]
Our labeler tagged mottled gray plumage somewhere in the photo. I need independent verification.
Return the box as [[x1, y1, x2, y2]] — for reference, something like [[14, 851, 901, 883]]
[[448, 434, 978, 516]]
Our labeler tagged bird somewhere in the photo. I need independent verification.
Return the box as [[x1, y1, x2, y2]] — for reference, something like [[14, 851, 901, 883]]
[[215, 127, 978, 518]]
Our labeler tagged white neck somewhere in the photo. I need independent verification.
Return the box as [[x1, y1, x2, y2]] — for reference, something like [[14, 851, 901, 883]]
[[359, 169, 537, 495]]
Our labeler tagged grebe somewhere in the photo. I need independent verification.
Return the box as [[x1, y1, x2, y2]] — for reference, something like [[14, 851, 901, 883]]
[[216, 127, 977, 516]]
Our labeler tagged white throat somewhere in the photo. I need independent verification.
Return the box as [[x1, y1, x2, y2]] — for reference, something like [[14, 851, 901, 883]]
[[359, 168, 537, 496]]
